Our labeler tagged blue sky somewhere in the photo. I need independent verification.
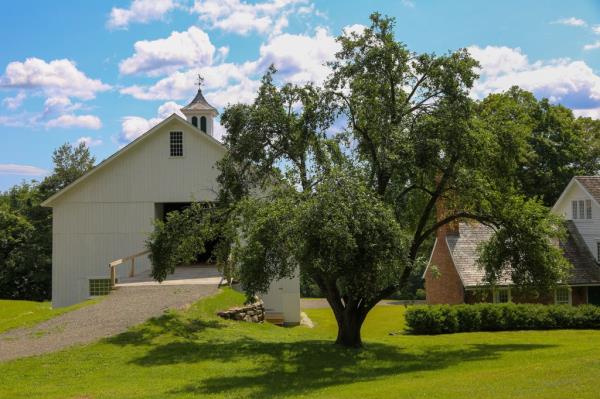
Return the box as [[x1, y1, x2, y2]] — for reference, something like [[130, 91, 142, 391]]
[[1, 0, 600, 190]]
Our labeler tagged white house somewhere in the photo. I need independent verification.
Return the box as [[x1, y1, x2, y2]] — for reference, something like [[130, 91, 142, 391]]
[[552, 176, 600, 263], [42, 87, 300, 324]]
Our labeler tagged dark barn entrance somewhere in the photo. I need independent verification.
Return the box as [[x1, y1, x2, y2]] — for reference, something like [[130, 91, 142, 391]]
[[155, 202, 218, 264]]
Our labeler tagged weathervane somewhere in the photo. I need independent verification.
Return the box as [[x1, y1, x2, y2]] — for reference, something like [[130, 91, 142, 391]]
[[196, 74, 204, 89]]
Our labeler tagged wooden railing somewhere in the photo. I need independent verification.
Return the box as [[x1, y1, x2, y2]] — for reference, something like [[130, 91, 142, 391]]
[[108, 249, 151, 288]]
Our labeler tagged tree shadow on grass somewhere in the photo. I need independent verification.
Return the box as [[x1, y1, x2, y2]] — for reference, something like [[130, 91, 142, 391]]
[[105, 313, 225, 346], [104, 312, 555, 398], [127, 333, 555, 398]]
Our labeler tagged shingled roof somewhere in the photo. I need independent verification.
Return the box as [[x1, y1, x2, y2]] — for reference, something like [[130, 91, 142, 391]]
[[181, 88, 217, 112], [445, 221, 600, 287], [575, 176, 600, 204]]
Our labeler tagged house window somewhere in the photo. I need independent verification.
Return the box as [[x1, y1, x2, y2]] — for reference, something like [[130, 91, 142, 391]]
[[89, 278, 111, 296], [200, 116, 207, 133], [494, 288, 510, 303], [555, 287, 571, 305], [170, 131, 183, 157], [579, 200, 585, 219], [586, 200, 592, 219], [191, 116, 198, 128], [572, 201, 578, 219]]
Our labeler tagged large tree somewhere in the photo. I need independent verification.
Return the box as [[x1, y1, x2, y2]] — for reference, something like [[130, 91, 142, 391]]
[[149, 14, 571, 347]]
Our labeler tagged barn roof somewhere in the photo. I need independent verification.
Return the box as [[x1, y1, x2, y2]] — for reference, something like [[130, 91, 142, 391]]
[[41, 114, 226, 207]]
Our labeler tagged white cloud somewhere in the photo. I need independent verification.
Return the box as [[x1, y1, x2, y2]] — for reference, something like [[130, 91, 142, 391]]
[[76, 136, 103, 147], [0, 163, 47, 176], [573, 108, 600, 119], [119, 101, 184, 143], [592, 25, 600, 34], [191, 0, 310, 36], [46, 114, 102, 130], [2, 91, 26, 110], [584, 41, 600, 50], [42, 96, 81, 117], [401, 0, 415, 8], [553, 17, 587, 27], [248, 27, 339, 84], [107, 0, 177, 29], [121, 62, 254, 100], [120, 26, 346, 108], [0, 58, 110, 100], [343, 24, 366, 37], [119, 26, 216, 77], [468, 45, 600, 117]]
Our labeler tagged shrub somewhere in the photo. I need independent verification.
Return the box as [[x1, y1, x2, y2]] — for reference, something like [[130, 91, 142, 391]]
[[405, 303, 600, 334]]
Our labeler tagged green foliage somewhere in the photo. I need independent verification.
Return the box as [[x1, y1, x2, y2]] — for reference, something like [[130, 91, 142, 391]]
[[477, 87, 600, 205], [405, 303, 600, 334], [147, 202, 214, 282], [477, 195, 572, 290], [234, 171, 408, 302], [0, 143, 94, 300]]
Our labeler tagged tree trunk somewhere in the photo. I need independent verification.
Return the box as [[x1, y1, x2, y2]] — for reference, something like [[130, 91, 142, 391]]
[[334, 308, 365, 348]]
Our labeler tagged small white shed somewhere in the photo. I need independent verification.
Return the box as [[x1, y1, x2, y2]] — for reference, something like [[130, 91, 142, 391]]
[[42, 89, 300, 325]]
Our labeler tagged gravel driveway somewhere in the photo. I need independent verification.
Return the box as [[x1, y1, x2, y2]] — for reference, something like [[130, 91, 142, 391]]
[[0, 284, 217, 363]]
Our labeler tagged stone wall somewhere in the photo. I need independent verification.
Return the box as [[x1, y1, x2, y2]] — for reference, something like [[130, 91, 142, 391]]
[[217, 301, 265, 323]]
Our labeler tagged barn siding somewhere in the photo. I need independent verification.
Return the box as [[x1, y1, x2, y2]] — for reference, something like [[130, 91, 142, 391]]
[[51, 118, 226, 307]]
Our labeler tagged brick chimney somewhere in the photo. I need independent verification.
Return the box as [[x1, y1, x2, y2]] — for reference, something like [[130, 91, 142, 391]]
[[434, 182, 459, 239]]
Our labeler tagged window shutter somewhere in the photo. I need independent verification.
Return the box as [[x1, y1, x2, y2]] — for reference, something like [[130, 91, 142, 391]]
[[573, 201, 578, 219]]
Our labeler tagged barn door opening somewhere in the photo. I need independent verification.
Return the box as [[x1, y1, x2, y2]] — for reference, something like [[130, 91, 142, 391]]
[[154, 202, 219, 264]]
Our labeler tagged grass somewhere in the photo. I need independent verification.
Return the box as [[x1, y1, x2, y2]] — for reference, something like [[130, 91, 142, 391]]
[[0, 298, 101, 334], [1, 288, 600, 398]]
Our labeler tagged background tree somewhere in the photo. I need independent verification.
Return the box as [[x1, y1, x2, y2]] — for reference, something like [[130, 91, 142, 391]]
[[477, 87, 600, 206], [0, 142, 94, 300]]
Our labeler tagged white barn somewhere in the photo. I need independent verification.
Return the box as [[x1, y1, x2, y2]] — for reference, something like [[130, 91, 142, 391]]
[[42, 88, 300, 324]]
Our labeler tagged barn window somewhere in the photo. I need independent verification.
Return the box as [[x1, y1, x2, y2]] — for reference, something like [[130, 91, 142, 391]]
[[89, 278, 111, 296], [555, 287, 571, 305], [191, 116, 198, 128], [572, 201, 578, 219], [200, 116, 207, 133], [170, 131, 183, 157]]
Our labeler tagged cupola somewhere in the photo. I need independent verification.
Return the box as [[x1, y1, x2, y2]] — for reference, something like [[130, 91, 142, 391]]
[[180, 75, 218, 136]]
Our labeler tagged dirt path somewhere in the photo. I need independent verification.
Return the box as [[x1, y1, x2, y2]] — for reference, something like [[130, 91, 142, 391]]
[[0, 284, 217, 363]]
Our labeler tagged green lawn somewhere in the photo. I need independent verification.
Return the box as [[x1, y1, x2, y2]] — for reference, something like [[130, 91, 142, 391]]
[[0, 298, 100, 334], [1, 289, 600, 398]]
